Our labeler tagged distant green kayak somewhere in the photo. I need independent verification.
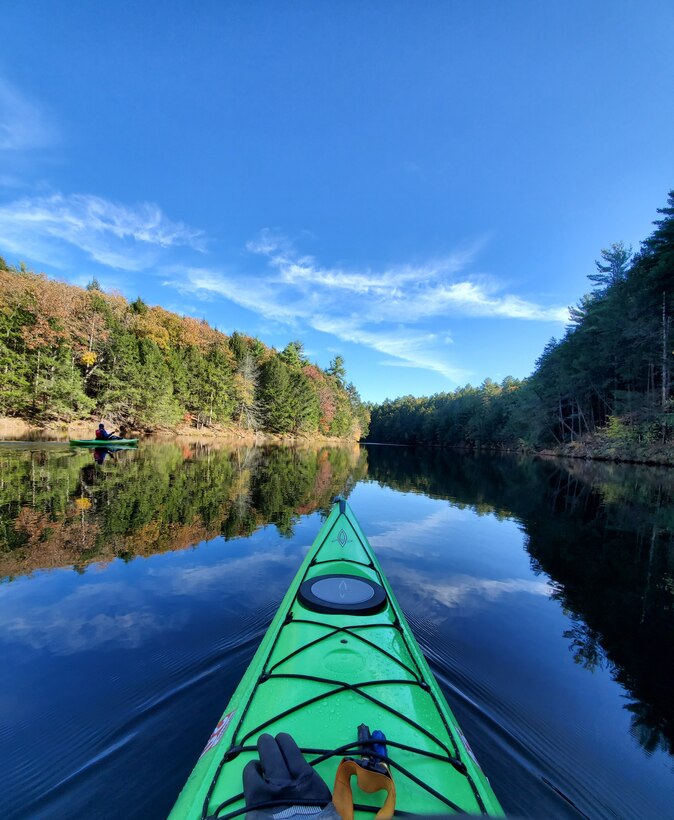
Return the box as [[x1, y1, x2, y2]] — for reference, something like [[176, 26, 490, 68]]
[[170, 498, 504, 818], [69, 439, 138, 446]]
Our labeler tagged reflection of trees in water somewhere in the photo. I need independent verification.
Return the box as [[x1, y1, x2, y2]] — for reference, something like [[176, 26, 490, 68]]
[[561, 616, 608, 673], [228, 447, 260, 532], [0, 442, 367, 579], [364, 445, 674, 759], [526, 471, 674, 757], [625, 699, 671, 756], [4, 442, 673, 757]]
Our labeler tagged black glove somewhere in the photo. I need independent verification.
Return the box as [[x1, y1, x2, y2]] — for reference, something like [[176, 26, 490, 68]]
[[243, 732, 334, 818]]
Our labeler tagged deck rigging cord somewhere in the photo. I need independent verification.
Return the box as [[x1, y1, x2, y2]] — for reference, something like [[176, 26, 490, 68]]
[[201, 508, 488, 818]]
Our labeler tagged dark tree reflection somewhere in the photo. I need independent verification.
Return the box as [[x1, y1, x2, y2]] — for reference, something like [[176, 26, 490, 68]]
[[561, 618, 608, 673], [364, 445, 674, 757]]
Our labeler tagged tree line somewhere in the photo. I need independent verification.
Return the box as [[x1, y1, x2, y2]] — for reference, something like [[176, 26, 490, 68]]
[[368, 189, 674, 457], [0, 265, 370, 438]]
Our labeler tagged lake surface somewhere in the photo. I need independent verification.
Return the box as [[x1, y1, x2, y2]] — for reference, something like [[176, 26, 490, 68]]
[[1, 441, 673, 819]]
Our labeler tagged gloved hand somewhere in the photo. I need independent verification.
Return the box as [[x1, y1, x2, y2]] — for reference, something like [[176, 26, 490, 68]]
[[243, 732, 340, 820]]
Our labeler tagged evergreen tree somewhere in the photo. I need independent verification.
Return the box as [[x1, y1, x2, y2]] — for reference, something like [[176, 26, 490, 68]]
[[44, 348, 95, 420], [229, 331, 249, 364], [280, 340, 307, 369], [327, 355, 346, 385], [290, 370, 320, 433], [259, 357, 294, 432], [589, 242, 632, 289], [202, 343, 236, 425]]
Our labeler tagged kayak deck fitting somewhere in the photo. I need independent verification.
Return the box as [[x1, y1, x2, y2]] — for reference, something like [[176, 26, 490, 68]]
[[170, 497, 504, 819]]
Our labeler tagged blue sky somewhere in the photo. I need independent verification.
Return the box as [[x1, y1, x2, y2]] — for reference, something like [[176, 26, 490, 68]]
[[1, 1, 673, 403]]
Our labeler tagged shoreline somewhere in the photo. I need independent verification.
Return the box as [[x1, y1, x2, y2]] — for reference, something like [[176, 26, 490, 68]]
[[361, 439, 674, 469], [2, 417, 672, 466], [0, 416, 358, 446]]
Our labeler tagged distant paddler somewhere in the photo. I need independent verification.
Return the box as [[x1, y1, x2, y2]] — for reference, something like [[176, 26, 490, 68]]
[[94, 423, 121, 441]]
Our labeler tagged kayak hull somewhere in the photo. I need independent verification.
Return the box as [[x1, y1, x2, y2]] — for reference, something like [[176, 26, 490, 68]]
[[170, 498, 504, 819], [69, 439, 138, 446]]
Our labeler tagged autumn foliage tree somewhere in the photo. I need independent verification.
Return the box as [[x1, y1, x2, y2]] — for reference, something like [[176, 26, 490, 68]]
[[0, 266, 368, 438]]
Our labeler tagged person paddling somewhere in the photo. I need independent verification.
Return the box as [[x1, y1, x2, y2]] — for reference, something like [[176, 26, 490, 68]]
[[94, 423, 120, 441]]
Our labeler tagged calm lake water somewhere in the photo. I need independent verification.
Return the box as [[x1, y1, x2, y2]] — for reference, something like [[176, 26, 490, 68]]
[[1, 441, 673, 819]]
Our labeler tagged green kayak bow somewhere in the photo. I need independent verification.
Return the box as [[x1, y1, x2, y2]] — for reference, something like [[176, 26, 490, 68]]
[[169, 497, 505, 818]]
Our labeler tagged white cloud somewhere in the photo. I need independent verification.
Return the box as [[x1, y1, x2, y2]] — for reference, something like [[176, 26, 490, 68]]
[[152, 547, 301, 598], [180, 266, 304, 325], [276, 254, 471, 297], [246, 234, 568, 323], [310, 315, 470, 382], [368, 505, 477, 556], [366, 507, 552, 613], [0, 192, 204, 271], [0, 78, 57, 152], [245, 228, 291, 256], [171, 231, 567, 382]]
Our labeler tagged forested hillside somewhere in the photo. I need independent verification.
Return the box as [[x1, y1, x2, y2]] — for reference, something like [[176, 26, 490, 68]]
[[0, 266, 369, 439], [369, 190, 674, 461]]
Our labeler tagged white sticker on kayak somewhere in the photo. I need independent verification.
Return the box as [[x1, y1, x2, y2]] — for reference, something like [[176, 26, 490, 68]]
[[457, 728, 482, 771], [200, 711, 235, 758]]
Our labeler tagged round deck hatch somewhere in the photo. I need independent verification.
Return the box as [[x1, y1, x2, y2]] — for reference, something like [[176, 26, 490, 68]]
[[298, 574, 387, 614]]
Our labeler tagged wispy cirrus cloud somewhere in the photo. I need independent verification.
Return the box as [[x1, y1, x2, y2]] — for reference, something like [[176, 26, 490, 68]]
[[0, 78, 57, 152], [243, 229, 568, 322], [0, 192, 205, 271], [168, 229, 568, 382], [166, 264, 470, 381], [309, 314, 469, 381]]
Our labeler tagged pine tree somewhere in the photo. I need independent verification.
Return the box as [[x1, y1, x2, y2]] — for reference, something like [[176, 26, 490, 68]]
[[588, 242, 632, 289], [280, 340, 307, 369], [259, 357, 294, 432], [327, 355, 346, 385]]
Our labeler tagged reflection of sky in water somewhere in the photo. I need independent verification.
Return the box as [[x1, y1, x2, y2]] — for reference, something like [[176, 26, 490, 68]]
[[0, 521, 317, 656], [1, 464, 673, 820], [362, 483, 550, 615], [346, 481, 674, 820], [0, 487, 548, 657], [390, 571, 551, 610]]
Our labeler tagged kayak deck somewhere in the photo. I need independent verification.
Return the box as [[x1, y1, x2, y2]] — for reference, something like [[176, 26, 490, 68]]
[[170, 498, 504, 818]]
